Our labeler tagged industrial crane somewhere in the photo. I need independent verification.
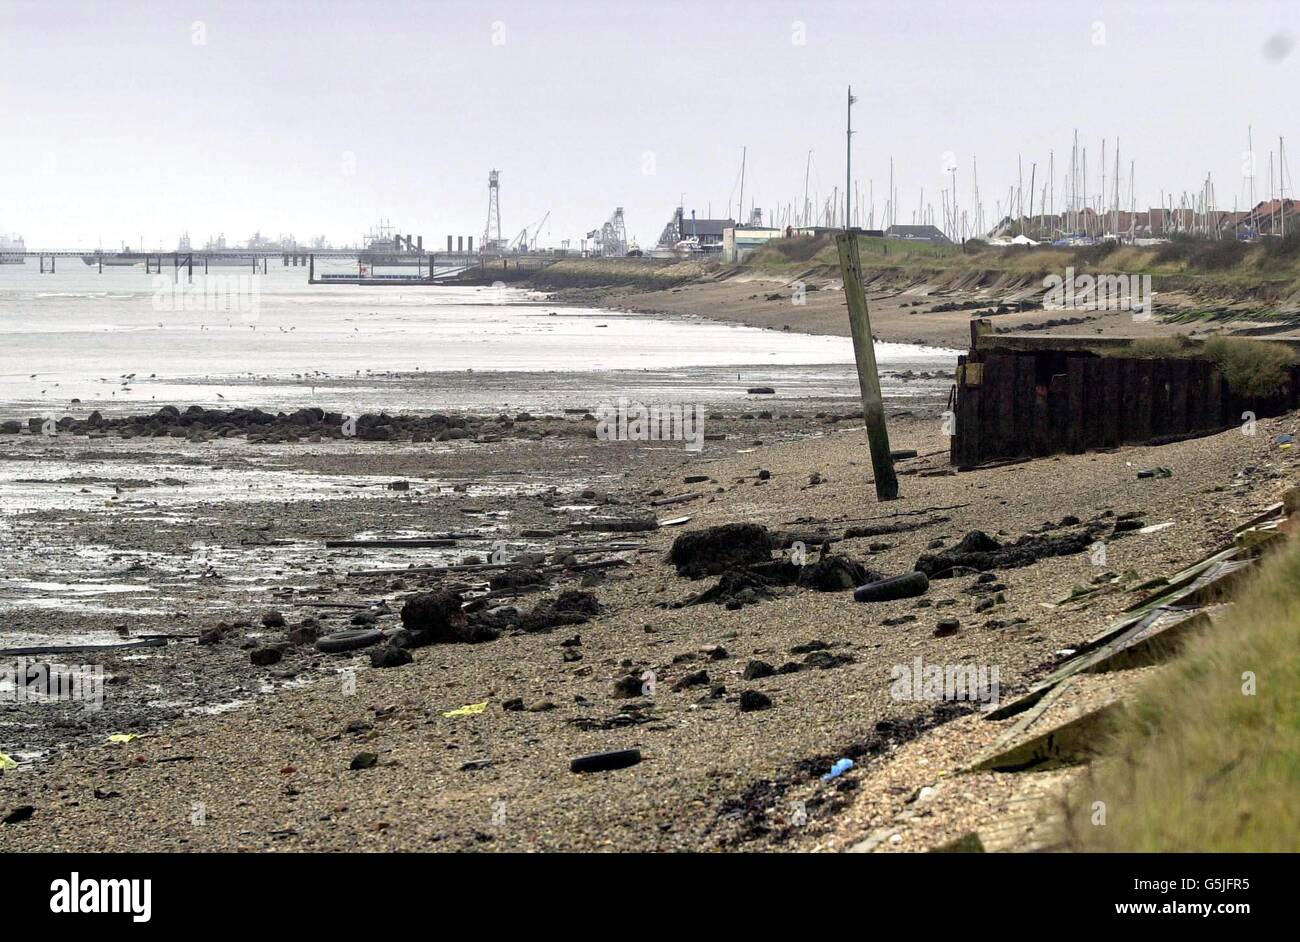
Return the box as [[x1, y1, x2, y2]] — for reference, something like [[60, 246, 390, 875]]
[[510, 211, 550, 252]]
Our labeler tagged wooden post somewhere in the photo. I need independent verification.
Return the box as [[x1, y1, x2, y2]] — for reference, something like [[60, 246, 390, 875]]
[[835, 231, 898, 500]]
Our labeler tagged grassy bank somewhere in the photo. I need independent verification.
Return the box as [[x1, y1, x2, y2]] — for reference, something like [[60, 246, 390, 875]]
[[526, 257, 715, 291], [1064, 535, 1300, 852], [741, 233, 1300, 313]]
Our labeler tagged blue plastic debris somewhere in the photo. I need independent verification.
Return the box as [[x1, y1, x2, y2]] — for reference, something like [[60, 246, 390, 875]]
[[822, 758, 854, 781]]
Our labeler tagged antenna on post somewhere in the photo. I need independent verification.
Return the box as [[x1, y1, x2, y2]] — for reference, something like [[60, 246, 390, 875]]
[[845, 86, 857, 230]]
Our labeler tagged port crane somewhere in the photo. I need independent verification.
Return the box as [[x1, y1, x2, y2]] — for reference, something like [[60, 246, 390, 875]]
[[510, 211, 550, 252]]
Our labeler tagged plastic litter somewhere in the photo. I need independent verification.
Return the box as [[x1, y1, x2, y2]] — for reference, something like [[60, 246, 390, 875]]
[[822, 758, 854, 781], [0, 753, 17, 771], [442, 701, 488, 718], [1138, 521, 1176, 534], [107, 733, 138, 744]]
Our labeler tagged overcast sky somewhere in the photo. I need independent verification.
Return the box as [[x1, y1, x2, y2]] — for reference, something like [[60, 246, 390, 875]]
[[1, 0, 1297, 248]]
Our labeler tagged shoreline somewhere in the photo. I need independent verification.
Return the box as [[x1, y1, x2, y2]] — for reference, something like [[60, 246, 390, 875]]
[[2, 382, 1293, 850], [5, 270, 1293, 853], [548, 265, 1294, 350]]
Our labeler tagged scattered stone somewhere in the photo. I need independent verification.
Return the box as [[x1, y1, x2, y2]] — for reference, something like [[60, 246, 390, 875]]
[[933, 618, 961, 637], [514, 590, 602, 633], [288, 622, 320, 646], [369, 644, 412, 668], [488, 567, 544, 590], [739, 690, 773, 712], [672, 670, 710, 692], [612, 674, 646, 698], [197, 626, 227, 646], [803, 651, 855, 670], [743, 660, 776, 680], [915, 528, 1103, 579], [790, 639, 829, 654], [682, 564, 793, 608], [349, 752, 378, 771], [2, 805, 35, 825], [250, 645, 285, 666], [403, 590, 498, 644], [797, 554, 876, 591], [669, 523, 772, 578], [261, 611, 286, 629]]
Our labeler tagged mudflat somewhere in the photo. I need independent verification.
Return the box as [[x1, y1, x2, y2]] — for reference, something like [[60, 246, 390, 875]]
[[2, 379, 1292, 851]]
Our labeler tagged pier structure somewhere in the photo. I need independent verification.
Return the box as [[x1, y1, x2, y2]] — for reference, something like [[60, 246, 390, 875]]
[[8, 243, 545, 282]]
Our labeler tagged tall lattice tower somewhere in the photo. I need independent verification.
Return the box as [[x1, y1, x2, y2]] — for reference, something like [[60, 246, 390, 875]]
[[484, 169, 502, 251]]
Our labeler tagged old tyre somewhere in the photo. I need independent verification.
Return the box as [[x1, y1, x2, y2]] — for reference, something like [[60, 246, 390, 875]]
[[853, 571, 929, 603], [315, 628, 385, 653], [569, 748, 642, 774]]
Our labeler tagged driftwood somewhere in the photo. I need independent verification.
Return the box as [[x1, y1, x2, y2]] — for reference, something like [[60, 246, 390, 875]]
[[325, 538, 459, 549], [784, 503, 968, 527], [650, 493, 702, 507], [843, 515, 952, 539], [300, 600, 387, 610], [349, 557, 630, 579], [556, 542, 647, 555], [0, 637, 167, 657]]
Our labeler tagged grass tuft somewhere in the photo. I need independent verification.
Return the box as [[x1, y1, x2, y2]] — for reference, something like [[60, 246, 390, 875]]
[[1102, 336, 1194, 359], [1202, 336, 1296, 397], [1065, 537, 1300, 852]]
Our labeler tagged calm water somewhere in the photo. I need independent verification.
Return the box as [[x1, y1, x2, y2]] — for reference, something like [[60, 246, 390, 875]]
[[0, 260, 956, 416]]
